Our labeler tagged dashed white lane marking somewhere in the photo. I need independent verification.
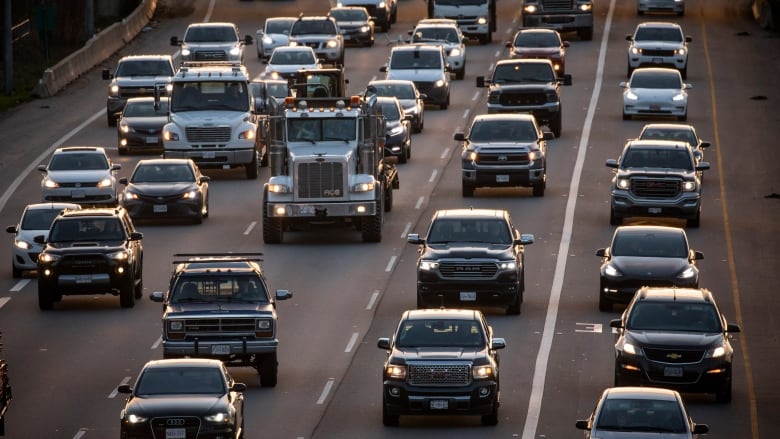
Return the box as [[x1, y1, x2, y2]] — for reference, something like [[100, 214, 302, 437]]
[[441, 147, 451, 159], [243, 221, 256, 235], [462, 109, 470, 119], [10, 279, 29, 292], [415, 196, 424, 209], [472, 91, 481, 101], [151, 336, 162, 350], [317, 378, 335, 404], [385, 256, 397, 272], [494, 49, 501, 57], [0, 298, 10, 309], [72, 429, 88, 439], [400, 222, 411, 239], [108, 376, 132, 399], [366, 290, 380, 310], [345, 332, 359, 352], [429, 169, 438, 183]]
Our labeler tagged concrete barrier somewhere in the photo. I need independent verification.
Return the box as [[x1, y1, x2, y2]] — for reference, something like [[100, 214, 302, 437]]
[[33, 0, 158, 98]]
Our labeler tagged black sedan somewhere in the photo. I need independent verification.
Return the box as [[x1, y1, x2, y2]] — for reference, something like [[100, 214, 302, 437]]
[[119, 158, 209, 224], [118, 358, 245, 439], [376, 96, 412, 163], [596, 225, 702, 311], [117, 97, 169, 155]]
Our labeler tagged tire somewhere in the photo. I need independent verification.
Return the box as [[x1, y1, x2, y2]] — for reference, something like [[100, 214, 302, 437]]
[[118, 145, 128, 156], [609, 209, 623, 226], [614, 370, 623, 387], [550, 111, 562, 138], [715, 376, 732, 403], [439, 96, 449, 110], [599, 294, 612, 312], [107, 113, 117, 127], [257, 353, 278, 387], [416, 293, 425, 309], [481, 403, 499, 426], [578, 27, 593, 41], [12, 263, 22, 279], [627, 64, 634, 78], [38, 282, 54, 310], [134, 275, 143, 299], [193, 211, 203, 224], [506, 291, 521, 315], [687, 209, 701, 228], [382, 403, 399, 426], [384, 184, 393, 212], [361, 195, 383, 243], [532, 180, 545, 197], [262, 198, 283, 244], [680, 66, 687, 80], [245, 151, 258, 179], [202, 196, 209, 219], [398, 148, 407, 164], [407, 137, 412, 160], [622, 112, 631, 121], [678, 112, 687, 122], [455, 68, 465, 81], [462, 182, 475, 197], [119, 274, 136, 308], [260, 148, 269, 167]]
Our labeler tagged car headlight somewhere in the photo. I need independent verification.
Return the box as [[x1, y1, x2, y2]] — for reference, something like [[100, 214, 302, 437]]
[[434, 79, 445, 88], [378, 1, 386, 7], [39, 252, 59, 263], [230, 46, 241, 56], [124, 191, 139, 200], [616, 178, 630, 190], [269, 71, 281, 80], [351, 181, 375, 192], [109, 84, 120, 96], [676, 47, 687, 56], [449, 48, 461, 57], [326, 39, 339, 48], [97, 177, 114, 189], [682, 180, 697, 192], [678, 266, 696, 279], [625, 90, 639, 100], [182, 190, 199, 199], [672, 93, 686, 102], [168, 320, 184, 331], [239, 129, 255, 140], [706, 345, 726, 358], [360, 25, 371, 33], [578, 2, 593, 12], [473, 365, 494, 379], [181, 48, 191, 57], [124, 414, 147, 424], [163, 130, 179, 141], [528, 150, 541, 161], [257, 319, 272, 330], [14, 239, 32, 250], [419, 260, 439, 271], [386, 364, 406, 380], [204, 412, 229, 423], [109, 250, 129, 261], [389, 125, 404, 136], [631, 47, 642, 55], [262, 35, 273, 45], [622, 341, 637, 355], [499, 261, 516, 270], [468, 151, 478, 161], [523, 4, 537, 13], [44, 178, 60, 188], [477, 16, 488, 25], [120, 123, 130, 134], [268, 183, 291, 194], [604, 264, 621, 277]]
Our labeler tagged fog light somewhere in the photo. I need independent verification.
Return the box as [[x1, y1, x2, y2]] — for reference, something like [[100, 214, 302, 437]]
[[356, 205, 366, 213], [274, 206, 286, 216], [120, 139, 127, 146], [389, 387, 400, 397], [117, 267, 124, 274], [43, 269, 51, 276], [479, 387, 490, 397]]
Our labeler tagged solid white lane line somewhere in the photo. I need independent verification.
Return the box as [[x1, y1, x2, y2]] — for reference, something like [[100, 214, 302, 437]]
[[243, 221, 256, 235], [366, 290, 380, 310], [429, 169, 438, 183], [521, 2, 617, 439], [400, 222, 411, 239], [108, 376, 132, 399], [415, 197, 424, 209], [385, 256, 397, 272], [316, 378, 335, 404], [151, 336, 162, 350], [0, 298, 10, 309], [10, 279, 29, 292], [345, 332, 359, 353]]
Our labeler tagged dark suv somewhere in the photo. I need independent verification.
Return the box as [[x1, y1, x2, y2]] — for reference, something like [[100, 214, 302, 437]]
[[102, 55, 175, 126], [149, 253, 292, 387], [377, 308, 505, 426], [610, 287, 741, 403], [407, 209, 534, 315], [35, 207, 144, 309]]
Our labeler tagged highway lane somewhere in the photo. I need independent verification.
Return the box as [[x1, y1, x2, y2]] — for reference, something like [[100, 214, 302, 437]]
[[0, 0, 777, 438]]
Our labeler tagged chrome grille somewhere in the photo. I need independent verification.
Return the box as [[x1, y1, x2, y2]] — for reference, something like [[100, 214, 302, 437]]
[[192, 50, 228, 61], [58, 182, 99, 188], [644, 348, 705, 364], [438, 262, 498, 279], [297, 162, 344, 198], [118, 87, 157, 97], [477, 151, 530, 165], [60, 254, 108, 273], [631, 179, 681, 198], [409, 362, 471, 386], [541, 0, 575, 10], [185, 126, 231, 143]]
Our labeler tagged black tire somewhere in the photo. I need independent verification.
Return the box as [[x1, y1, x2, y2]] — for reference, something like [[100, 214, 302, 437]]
[[398, 149, 407, 164], [532, 180, 545, 197], [258, 353, 278, 387], [622, 112, 631, 121], [678, 112, 687, 122], [599, 294, 612, 312], [481, 403, 499, 426], [12, 263, 22, 279], [551, 111, 562, 138], [614, 370, 623, 387], [609, 209, 623, 226], [680, 66, 687, 80], [384, 185, 393, 212], [134, 275, 143, 299], [202, 197, 209, 219], [578, 27, 593, 41], [687, 209, 701, 228], [193, 211, 203, 224], [262, 198, 283, 244], [715, 376, 732, 403], [439, 98, 449, 110], [455, 68, 465, 80], [246, 152, 258, 179], [627, 64, 634, 78], [407, 137, 412, 159], [118, 145, 128, 156], [260, 148, 269, 167], [38, 282, 54, 310], [382, 403, 399, 426], [506, 291, 522, 315], [462, 182, 475, 197], [107, 113, 117, 127], [361, 195, 383, 243], [120, 274, 136, 308]]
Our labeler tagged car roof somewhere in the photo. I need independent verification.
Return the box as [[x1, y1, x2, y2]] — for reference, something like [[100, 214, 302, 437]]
[[614, 225, 686, 236], [125, 96, 169, 105], [266, 16, 296, 23], [640, 123, 695, 131], [135, 158, 193, 167], [635, 287, 714, 303], [516, 28, 561, 35], [630, 67, 682, 77], [472, 113, 536, 123], [143, 358, 224, 370], [391, 43, 443, 53], [273, 45, 315, 53], [118, 54, 173, 62], [329, 6, 369, 13], [24, 202, 81, 212], [636, 21, 682, 30], [495, 58, 554, 67], [187, 22, 237, 29], [626, 139, 691, 150], [403, 308, 482, 321], [59, 207, 125, 218], [54, 146, 107, 154], [433, 208, 508, 220], [604, 386, 680, 401]]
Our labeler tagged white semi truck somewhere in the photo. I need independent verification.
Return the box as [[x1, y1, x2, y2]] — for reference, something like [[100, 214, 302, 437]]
[[426, 0, 496, 44]]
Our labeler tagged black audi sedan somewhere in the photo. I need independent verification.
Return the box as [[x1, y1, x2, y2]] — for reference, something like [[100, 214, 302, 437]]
[[596, 225, 701, 312], [117, 97, 169, 155], [118, 358, 246, 438]]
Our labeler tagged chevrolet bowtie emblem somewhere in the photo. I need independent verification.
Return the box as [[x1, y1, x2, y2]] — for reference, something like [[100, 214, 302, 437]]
[[666, 353, 682, 360]]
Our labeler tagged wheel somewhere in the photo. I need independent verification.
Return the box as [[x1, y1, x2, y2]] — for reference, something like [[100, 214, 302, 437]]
[[599, 293, 612, 312], [118, 145, 128, 156], [578, 27, 593, 41], [550, 111, 562, 138], [478, 34, 488, 45], [38, 281, 54, 310], [532, 180, 545, 197], [361, 194, 383, 242], [455, 68, 465, 81], [680, 66, 687, 80], [439, 96, 449, 110], [406, 137, 412, 159], [245, 152, 258, 179], [257, 353, 278, 387], [107, 113, 117, 127], [627, 64, 634, 78], [193, 211, 203, 224], [262, 196, 283, 244], [119, 273, 136, 308], [622, 112, 630, 121], [384, 184, 393, 212], [637, 9, 644, 15], [416, 293, 425, 309], [382, 403, 399, 426], [260, 148, 269, 167], [678, 9, 685, 17], [481, 403, 499, 426], [506, 291, 521, 315], [613, 370, 623, 387], [12, 263, 22, 279], [687, 209, 701, 228], [609, 209, 623, 226], [202, 196, 209, 219], [462, 182, 475, 197], [134, 275, 143, 299], [715, 376, 732, 403], [678, 111, 687, 122], [398, 147, 407, 164]]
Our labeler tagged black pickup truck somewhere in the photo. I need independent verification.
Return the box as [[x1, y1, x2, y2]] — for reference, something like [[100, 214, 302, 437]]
[[0, 331, 11, 436]]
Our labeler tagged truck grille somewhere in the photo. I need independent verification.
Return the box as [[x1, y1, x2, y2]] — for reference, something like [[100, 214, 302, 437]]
[[409, 362, 471, 386], [644, 348, 705, 364], [185, 126, 231, 143], [118, 86, 158, 97], [641, 49, 675, 57], [541, 0, 575, 10], [499, 91, 548, 106], [60, 254, 108, 273], [477, 151, 530, 165], [297, 162, 344, 198], [439, 262, 498, 279], [181, 318, 260, 336], [151, 417, 201, 438], [444, 15, 479, 25], [630, 179, 681, 198], [192, 50, 228, 61]]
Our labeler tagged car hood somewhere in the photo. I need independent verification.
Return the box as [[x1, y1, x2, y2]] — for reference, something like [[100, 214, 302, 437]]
[[126, 395, 225, 416], [468, 141, 535, 151], [422, 243, 514, 260], [44, 169, 112, 182], [290, 34, 337, 42], [258, 33, 290, 45], [165, 302, 275, 315], [633, 40, 685, 50], [184, 42, 239, 50], [616, 168, 695, 179], [45, 241, 125, 252], [395, 347, 483, 360], [125, 182, 197, 196], [122, 116, 168, 128], [265, 63, 319, 74], [628, 88, 684, 100], [512, 47, 561, 57], [590, 430, 690, 439], [490, 82, 555, 91], [337, 21, 368, 28], [114, 75, 172, 87], [170, 111, 250, 127], [609, 256, 691, 277], [386, 69, 444, 82], [397, 99, 418, 112], [627, 330, 723, 347]]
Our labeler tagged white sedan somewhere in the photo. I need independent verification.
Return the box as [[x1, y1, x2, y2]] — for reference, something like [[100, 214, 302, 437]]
[[261, 46, 321, 81], [620, 67, 690, 121], [256, 17, 296, 59]]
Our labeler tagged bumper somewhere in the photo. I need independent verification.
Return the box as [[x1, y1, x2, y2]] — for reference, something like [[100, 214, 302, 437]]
[[41, 189, 117, 206], [267, 201, 377, 218], [121, 421, 237, 439], [522, 13, 593, 32], [122, 199, 202, 220], [486, 103, 559, 123], [314, 48, 342, 63], [623, 100, 687, 117], [162, 339, 278, 358], [600, 277, 698, 304], [615, 356, 731, 394], [459, 23, 490, 38], [382, 381, 498, 416], [417, 85, 449, 106], [163, 145, 255, 167], [610, 191, 700, 219], [628, 55, 687, 70], [40, 270, 131, 295], [417, 280, 520, 309], [12, 247, 41, 271], [462, 166, 545, 188], [119, 132, 163, 150]]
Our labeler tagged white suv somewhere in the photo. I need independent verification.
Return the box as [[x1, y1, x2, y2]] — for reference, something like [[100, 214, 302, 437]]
[[380, 44, 451, 109], [38, 147, 122, 206], [626, 22, 691, 79], [289, 16, 345, 67], [171, 22, 253, 63], [409, 18, 467, 80]]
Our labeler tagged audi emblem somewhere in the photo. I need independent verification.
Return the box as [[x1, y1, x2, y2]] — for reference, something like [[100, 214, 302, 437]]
[[167, 418, 186, 426]]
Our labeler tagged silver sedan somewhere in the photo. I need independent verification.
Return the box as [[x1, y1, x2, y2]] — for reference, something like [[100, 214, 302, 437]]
[[620, 67, 690, 121]]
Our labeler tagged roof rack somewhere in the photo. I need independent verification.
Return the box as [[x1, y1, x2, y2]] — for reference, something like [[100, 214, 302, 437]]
[[172, 253, 264, 264]]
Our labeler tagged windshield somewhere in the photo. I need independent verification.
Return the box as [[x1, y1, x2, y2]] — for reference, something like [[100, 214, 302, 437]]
[[389, 50, 442, 70], [629, 71, 682, 89], [171, 81, 249, 112], [621, 148, 693, 170], [116, 60, 172, 77], [596, 399, 686, 433], [287, 118, 357, 142], [171, 276, 268, 303], [639, 128, 697, 147], [635, 27, 683, 42], [135, 367, 225, 396], [291, 20, 337, 36], [266, 19, 293, 34], [123, 100, 168, 117], [184, 25, 238, 43], [49, 218, 124, 242], [412, 28, 459, 44], [380, 102, 401, 120], [492, 63, 554, 83], [611, 230, 688, 258], [469, 119, 538, 142], [369, 83, 415, 100], [21, 209, 64, 231], [48, 152, 109, 171], [131, 163, 195, 183], [330, 10, 367, 21], [514, 32, 561, 48], [427, 218, 512, 244], [270, 50, 316, 65], [395, 319, 485, 348], [627, 302, 722, 332]]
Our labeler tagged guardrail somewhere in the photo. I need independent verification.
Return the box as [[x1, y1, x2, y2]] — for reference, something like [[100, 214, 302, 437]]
[[32, 0, 158, 98]]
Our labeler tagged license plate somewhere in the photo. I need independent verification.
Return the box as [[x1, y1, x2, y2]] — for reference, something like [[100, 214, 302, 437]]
[[145, 136, 159, 144], [496, 175, 509, 183], [430, 399, 449, 410], [75, 274, 92, 284], [211, 345, 230, 355], [71, 190, 86, 199], [165, 428, 186, 439], [203, 151, 216, 159], [648, 207, 662, 214], [460, 291, 477, 301], [653, 57, 663, 64], [300, 205, 315, 215], [153, 204, 167, 213], [664, 367, 683, 377]]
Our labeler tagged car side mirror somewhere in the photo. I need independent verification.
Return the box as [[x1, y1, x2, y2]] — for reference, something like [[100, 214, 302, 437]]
[[560, 74, 572, 86], [595, 248, 606, 257], [170, 36, 180, 46], [618, 81, 628, 88], [453, 132, 466, 141], [232, 382, 247, 392], [130, 231, 143, 241], [685, 36, 692, 42], [490, 337, 506, 350], [275, 289, 293, 300], [700, 141, 711, 148], [377, 337, 391, 349], [37, 164, 48, 173], [606, 159, 619, 168], [406, 233, 424, 245], [575, 420, 590, 430], [696, 161, 710, 171], [244, 35, 254, 45], [102, 68, 113, 80], [476, 76, 486, 87], [726, 323, 741, 333], [609, 319, 623, 329], [563, 41, 570, 47], [199, 176, 211, 183], [516, 233, 534, 245], [119, 177, 128, 185], [112, 163, 122, 171], [149, 291, 165, 302], [625, 34, 633, 41], [117, 384, 132, 394], [693, 250, 704, 260], [379, 66, 387, 73], [542, 131, 554, 140], [692, 424, 709, 434], [6, 225, 17, 234]]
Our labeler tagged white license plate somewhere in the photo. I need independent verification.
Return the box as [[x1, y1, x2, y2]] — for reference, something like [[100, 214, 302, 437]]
[[300, 205, 315, 215], [460, 291, 477, 301], [71, 190, 86, 199], [430, 399, 449, 410], [496, 175, 509, 183], [75, 275, 92, 284], [166, 428, 186, 439], [648, 207, 662, 214], [211, 345, 230, 355], [203, 151, 216, 159], [145, 136, 159, 144], [153, 204, 168, 213], [664, 366, 683, 377]]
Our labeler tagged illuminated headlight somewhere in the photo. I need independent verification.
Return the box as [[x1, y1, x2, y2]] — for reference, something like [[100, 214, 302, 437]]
[[120, 123, 130, 133], [468, 151, 478, 161], [239, 129, 255, 140], [263, 36, 273, 45], [109, 84, 120, 96], [360, 25, 371, 33], [623, 342, 637, 355], [386, 364, 406, 379], [163, 130, 179, 141], [616, 178, 630, 189], [326, 39, 339, 48], [578, 2, 593, 12], [389, 125, 404, 136], [289, 40, 300, 47], [182, 190, 198, 199], [205, 412, 229, 423], [434, 79, 445, 88], [168, 320, 184, 331], [682, 180, 697, 192], [230, 46, 241, 56], [473, 365, 493, 379], [97, 177, 114, 188], [604, 264, 621, 277], [678, 267, 696, 279], [14, 239, 32, 250], [672, 93, 686, 102], [625, 90, 639, 100], [124, 192, 139, 200], [109, 250, 129, 261], [528, 150, 541, 161], [378, 1, 386, 7], [181, 48, 191, 57], [419, 260, 439, 271], [125, 414, 147, 424], [268, 183, 291, 194], [707, 345, 726, 358], [631, 47, 642, 55], [257, 319, 272, 330], [449, 48, 461, 57], [44, 178, 59, 189], [488, 91, 500, 104], [351, 181, 375, 192], [39, 253, 59, 263], [676, 47, 687, 56], [499, 261, 516, 270], [269, 71, 281, 80], [477, 16, 488, 25], [523, 4, 537, 13]]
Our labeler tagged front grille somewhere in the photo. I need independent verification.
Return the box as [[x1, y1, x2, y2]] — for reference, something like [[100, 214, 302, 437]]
[[305, 41, 321, 49], [541, 0, 575, 10], [183, 318, 258, 333], [438, 262, 498, 279], [118, 87, 157, 97], [57, 182, 100, 188], [444, 15, 479, 25], [193, 50, 227, 61], [151, 416, 201, 439], [630, 179, 681, 198], [185, 126, 231, 143], [137, 194, 184, 203], [60, 254, 109, 273], [499, 91, 548, 106], [477, 151, 530, 165], [644, 348, 705, 364], [297, 162, 344, 198], [408, 362, 471, 386], [641, 49, 675, 57]]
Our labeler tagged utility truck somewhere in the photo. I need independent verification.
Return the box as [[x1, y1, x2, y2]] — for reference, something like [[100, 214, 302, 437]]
[[426, 0, 497, 44]]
